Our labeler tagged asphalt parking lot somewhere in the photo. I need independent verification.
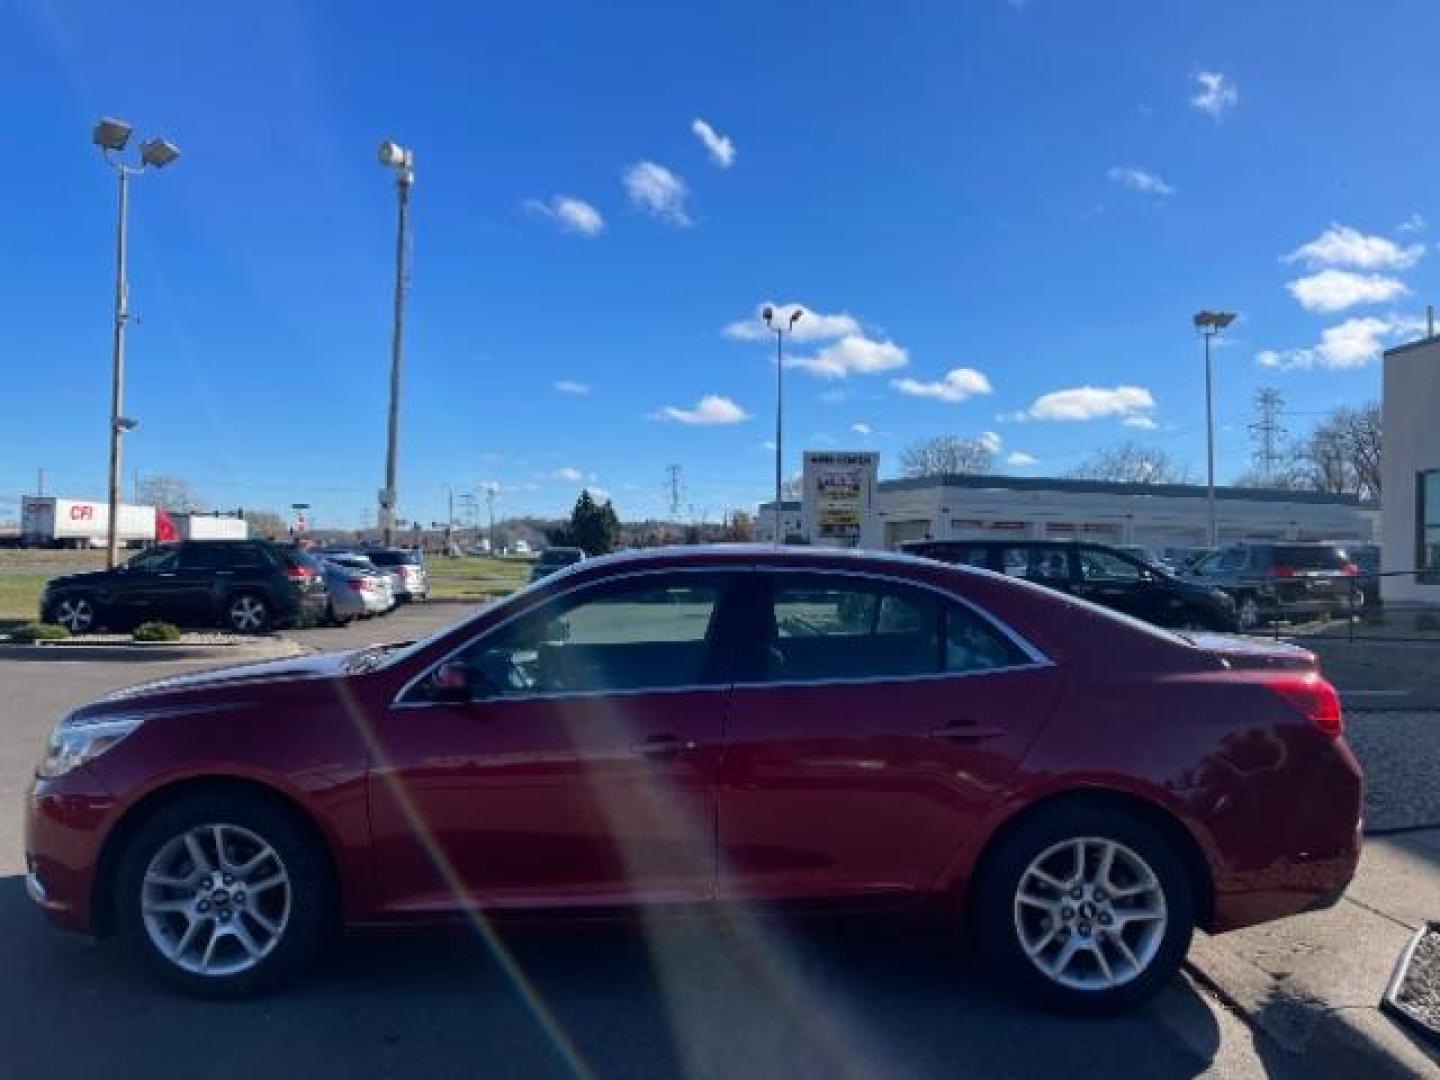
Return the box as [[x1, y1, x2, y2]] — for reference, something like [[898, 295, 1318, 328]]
[[0, 604, 1432, 1078]]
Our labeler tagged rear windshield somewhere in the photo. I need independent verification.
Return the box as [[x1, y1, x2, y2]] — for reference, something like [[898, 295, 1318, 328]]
[[366, 550, 422, 566], [1272, 545, 1349, 570]]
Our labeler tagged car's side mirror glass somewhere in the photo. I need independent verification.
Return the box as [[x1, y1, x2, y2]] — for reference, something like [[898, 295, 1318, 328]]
[[428, 660, 473, 702]]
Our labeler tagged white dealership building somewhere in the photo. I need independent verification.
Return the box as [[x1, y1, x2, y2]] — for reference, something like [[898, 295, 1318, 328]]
[[1380, 335, 1440, 603], [759, 469, 1376, 554]]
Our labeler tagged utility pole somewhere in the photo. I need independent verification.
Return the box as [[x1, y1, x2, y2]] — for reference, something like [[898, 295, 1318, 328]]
[[36, 468, 44, 497], [485, 484, 497, 554], [377, 141, 414, 547], [762, 306, 803, 543], [1249, 387, 1287, 486], [1193, 310, 1236, 549]]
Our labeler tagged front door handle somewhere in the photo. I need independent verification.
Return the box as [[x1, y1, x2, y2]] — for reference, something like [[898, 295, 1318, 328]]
[[630, 734, 697, 760], [930, 724, 1006, 743]]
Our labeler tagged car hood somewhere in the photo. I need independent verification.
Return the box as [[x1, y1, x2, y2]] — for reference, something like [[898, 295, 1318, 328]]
[[100, 649, 360, 703], [43, 569, 117, 592], [1185, 632, 1317, 671]]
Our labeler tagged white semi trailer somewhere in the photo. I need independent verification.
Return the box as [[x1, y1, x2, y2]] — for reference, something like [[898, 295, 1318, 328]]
[[20, 497, 157, 548]]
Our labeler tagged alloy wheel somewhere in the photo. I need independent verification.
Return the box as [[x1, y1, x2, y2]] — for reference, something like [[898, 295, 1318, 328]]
[[229, 596, 268, 633], [1013, 836, 1168, 992], [1237, 596, 1261, 631], [53, 596, 94, 634], [140, 823, 292, 977]]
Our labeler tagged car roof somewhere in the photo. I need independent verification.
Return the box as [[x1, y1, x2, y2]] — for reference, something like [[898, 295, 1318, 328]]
[[553, 543, 957, 577]]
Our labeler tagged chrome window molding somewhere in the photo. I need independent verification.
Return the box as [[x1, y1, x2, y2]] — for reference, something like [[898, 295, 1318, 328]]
[[391, 561, 1054, 709]]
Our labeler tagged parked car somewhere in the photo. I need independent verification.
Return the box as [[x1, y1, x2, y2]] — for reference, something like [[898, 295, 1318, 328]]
[[26, 545, 1360, 1010], [1183, 542, 1362, 630], [364, 548, 429, 602], [318, 554, 395, 618], [1348, 543, 1382, 609], [528, 545, 586, 582], [313, 556, 393, 625], [905, 540, 1238, 632], [39, 539, 327, 634]]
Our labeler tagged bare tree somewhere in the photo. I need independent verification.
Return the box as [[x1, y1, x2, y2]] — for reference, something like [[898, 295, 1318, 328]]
[[1293, 402, 1381, 499], [899, 435, 995, 479], [1065, 441, 1193, 484], [136, 474, 206, 512], [242, 509, 286, 538]]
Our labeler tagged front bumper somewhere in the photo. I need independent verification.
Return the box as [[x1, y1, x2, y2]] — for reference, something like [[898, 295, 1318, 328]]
[[24, 771, 118, 935]]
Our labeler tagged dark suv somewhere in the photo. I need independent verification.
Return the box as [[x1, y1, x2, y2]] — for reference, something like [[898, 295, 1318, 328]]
[[40, 540, 327, 634], [1183, 542, 1361, 630], [904, 540, 1239, 632]]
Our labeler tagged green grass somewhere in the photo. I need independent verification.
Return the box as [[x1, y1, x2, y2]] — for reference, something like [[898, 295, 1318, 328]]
[[0, 574, 47, 626], [425, 555, 531, 601]]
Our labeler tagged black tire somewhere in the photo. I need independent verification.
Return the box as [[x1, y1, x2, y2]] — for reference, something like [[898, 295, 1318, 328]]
[[972, 803, 1195, 1013], [113, 789, 333, 998], [45, 593, 99, 634], [225, 592, 271, 634]]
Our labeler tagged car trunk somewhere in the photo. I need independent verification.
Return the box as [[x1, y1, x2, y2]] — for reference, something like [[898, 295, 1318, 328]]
[[1184, 632, 1318, 672]]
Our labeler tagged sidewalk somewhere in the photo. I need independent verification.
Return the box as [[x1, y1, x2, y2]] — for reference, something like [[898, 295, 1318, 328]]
[[1187, 828, 1440, 1077]]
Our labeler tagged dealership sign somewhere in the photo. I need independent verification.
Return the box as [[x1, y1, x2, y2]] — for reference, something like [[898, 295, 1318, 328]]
[[803, 451, 879, 548]]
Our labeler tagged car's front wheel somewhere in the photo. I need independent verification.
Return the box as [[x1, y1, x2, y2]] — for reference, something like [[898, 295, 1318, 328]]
[[47, 593, 97, 634], [973, 803, 1195, 1012], [114, 790, 332, 997]]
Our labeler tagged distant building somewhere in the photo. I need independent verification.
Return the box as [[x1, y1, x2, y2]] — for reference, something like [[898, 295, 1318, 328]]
[[760, 470, 1376, 554], [1381, 335, 1440, 603]]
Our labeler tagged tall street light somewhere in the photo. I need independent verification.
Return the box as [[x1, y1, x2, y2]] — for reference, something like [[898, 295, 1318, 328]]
[[762, 305, 803, 542], [377, 140, 415, 547], [1193, 309, 1236, 550], [93, 117, 180, 568]]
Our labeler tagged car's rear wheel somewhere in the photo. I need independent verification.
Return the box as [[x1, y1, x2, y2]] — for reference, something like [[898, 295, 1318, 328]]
[[1235, 593, 1262, 631], [974, 804, 1194, 1012], [226, 593, 271, 634], [47, 594, 97, 634], [114, 791, 332, 997]]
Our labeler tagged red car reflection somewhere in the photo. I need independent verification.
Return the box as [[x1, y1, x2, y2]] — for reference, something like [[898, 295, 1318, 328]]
[[25, 546, 1361, 1009]]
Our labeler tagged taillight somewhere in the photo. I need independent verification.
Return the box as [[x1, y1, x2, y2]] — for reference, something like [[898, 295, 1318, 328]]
[[1265, 673, 1342, 738], [1339, 562, 1359, 576], [286, 566, 315, 581], [1268, 565, 1296, 579]]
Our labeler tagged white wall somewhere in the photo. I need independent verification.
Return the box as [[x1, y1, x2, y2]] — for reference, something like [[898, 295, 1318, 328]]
[[1381, 337, 1440, 603]]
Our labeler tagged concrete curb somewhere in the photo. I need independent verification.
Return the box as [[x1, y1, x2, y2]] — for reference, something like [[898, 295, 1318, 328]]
[[1185, 936, 1440, 1077], [0, 637, 304, 663]]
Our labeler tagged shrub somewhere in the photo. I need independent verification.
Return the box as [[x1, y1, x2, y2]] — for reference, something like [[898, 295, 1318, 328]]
[[132, 621, 182, 643], [8, 622, 70, 643]]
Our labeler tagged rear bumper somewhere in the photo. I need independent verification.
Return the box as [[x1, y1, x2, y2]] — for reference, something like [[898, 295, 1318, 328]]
[[1204, 738, 1364, 933], [24, 771, 116, 935]]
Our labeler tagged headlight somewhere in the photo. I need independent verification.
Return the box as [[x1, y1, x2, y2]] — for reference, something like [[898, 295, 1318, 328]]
[[38, 716, 143, 779]]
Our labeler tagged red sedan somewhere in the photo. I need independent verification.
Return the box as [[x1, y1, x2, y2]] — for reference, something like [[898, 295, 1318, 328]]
[[25, 546, 1361, 1009]]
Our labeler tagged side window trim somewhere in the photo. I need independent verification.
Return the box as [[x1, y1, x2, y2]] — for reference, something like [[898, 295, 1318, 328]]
[[395, 566, 754, 706]]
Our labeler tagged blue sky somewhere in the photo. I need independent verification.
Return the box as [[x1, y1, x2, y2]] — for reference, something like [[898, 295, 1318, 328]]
[[5, 0, 1439, 528]]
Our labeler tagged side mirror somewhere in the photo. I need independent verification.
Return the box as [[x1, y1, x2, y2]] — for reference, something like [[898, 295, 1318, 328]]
[[429, 660, 473, 702]]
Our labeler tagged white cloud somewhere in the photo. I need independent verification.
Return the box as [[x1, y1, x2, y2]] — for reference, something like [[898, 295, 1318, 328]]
[[791, 335, 909, 379], [1283, 224, 1424, 271], [524, 195, 605, 237], [553, 379, 590, 395], [891, 367, 994, 403], [850, 422, 872, 436], [1399, 212, 1427, 234], [691, 118, 735, 168], [979, 431, 1002, 452], [724, 302, 862, 343], [1108, 166, 1175, 196], [1006, 451, 1038, 467], [1122, 416, 1159, 430], [1257, 314, 1425, 371], [653, 394, 749, 425], [1190, 71, 1238, 119], [1012, 385, 1156, 423], [553, 467, 585, 483], [623, 161, 691, 226], [1285, 269, 1408, 313]]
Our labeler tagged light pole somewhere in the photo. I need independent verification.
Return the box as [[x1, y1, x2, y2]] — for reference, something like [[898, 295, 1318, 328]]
[[1193, 310, 1236, 550], [377, 140, 414, 547], [93, 117, 179, 568], [762, 305, 803, 542]]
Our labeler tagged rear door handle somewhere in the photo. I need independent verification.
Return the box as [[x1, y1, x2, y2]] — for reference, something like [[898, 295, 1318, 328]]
[[630, 734, 697, 760], [930, 724, 1006, 743]]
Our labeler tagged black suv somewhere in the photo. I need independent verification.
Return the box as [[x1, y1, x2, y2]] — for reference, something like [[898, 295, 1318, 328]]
[[40, 540, 328, 634], [904, 539, 1239, 632], [1182, 542, 1362, 630]]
